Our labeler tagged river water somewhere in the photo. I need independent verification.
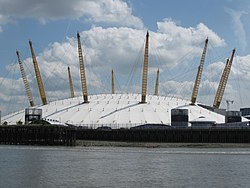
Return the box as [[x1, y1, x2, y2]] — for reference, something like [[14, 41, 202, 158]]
[[0, 145, 250, 188]]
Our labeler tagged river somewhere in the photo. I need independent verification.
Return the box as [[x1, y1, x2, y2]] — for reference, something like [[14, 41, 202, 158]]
[[0, 145, 250, 187]]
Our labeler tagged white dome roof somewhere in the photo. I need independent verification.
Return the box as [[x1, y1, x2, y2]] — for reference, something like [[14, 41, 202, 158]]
[[2, 93, 231, 128]]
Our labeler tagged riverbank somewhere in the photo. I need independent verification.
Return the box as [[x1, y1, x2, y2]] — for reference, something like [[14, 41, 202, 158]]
[[76, 140, 250, 148]]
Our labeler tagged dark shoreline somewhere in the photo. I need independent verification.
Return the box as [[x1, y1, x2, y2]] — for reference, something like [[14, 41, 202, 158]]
[[2, 125, 250, 147], [76, 140, 250, 148]]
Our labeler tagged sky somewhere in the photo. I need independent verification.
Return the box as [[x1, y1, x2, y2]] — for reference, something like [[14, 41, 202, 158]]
[[1, 0, 250, 116]]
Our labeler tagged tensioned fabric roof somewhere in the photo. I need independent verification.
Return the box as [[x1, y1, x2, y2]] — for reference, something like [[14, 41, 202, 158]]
[[2, 93, 229, 128]]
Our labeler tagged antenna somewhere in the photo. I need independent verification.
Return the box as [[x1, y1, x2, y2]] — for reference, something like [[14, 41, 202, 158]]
[[226, 100, 234, 111]]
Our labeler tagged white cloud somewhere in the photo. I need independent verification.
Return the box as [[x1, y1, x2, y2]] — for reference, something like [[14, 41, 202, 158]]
[[204, 61, 226, 82], [157, 19, 225, 46], [225, 7, 247, 51], [0, 0, 143, 29], [156, 19, 225, 68], [0, 76, 29, 114], [76, 0, 143, 28], [0, 14, 10, 24], [0, 14, 11, 32], [231, 55, 250, 80], [161, 80, 193, 99]]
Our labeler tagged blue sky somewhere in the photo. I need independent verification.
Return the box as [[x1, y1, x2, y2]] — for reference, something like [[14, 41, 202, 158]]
[[0, 0, 250, 115]]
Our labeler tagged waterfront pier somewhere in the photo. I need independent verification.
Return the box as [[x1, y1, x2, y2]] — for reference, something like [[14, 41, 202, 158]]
[[0, 125, 76, 146]]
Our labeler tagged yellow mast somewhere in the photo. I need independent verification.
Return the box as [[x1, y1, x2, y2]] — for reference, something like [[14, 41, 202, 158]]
[[213, 49, 235, 108], [190, 38, 208, 105], [141, 31, 149, 103], [16, 50, 35, 107], [112, 69, 115, 94], [29, 40, 47, 105], [154, 68, 159, 95], [77, 32, 88, 103], [213, 58, 229, 108], [68, 67, 75, 98]]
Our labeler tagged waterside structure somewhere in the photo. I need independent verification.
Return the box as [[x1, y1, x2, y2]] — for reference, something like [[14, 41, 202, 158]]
[[0, 124, 76, 146]]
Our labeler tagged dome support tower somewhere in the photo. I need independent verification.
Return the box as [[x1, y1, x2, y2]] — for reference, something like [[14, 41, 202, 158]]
[[77, 32, 89, 103], [213, 58, 229, 108], [16, 50, 35, 107], [112, 69, 115, 94], [213, 49, 235, 108], [141, 31, 149, 103], [191, 38, 208, 105], [29, 40, 47, 105], [154, 68, 159, 96], [68, 67, 75, 98]]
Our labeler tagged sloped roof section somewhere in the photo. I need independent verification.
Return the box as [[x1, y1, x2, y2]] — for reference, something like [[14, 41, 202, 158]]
[[2, 93, 237, 128]]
